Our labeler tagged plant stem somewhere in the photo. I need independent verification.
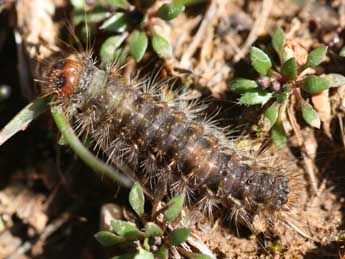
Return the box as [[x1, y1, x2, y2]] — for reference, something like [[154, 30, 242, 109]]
[[51, 105, 133, 188]]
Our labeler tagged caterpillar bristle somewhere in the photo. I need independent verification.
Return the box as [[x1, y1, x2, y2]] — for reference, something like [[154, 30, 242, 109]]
[[141, 153, 158, 174], [171, 175, 196, 205], [193, 188, 220, 223], [228, 205, 255, 237]]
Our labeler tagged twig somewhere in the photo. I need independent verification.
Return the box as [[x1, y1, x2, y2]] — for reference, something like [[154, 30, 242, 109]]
[[301, 151, 319, 195], [180, 0, 217, 68], [234, 0, 273, 62], [6, 212, 70, 259], [282, 216, 317, 242], [338, 114, 345, 152], [187, 234, 217, 259], [294, 91, 319, 195], [287, 93, 319, 195]]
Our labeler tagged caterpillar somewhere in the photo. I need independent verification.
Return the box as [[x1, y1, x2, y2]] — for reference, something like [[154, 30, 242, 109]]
[[44, 52, 292, 228]]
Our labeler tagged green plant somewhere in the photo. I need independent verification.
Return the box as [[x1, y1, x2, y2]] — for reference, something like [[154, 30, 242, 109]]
[[229, 28, 345, 148], [71, 0, 206, 64], [94, 182, 211, 259]]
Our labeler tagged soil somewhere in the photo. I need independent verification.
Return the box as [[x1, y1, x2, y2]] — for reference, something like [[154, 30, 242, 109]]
[[0, 0, 345, 258]]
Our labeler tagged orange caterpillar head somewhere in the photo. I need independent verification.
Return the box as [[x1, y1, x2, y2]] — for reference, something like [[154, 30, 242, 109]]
[[47, 59, 81, 97]]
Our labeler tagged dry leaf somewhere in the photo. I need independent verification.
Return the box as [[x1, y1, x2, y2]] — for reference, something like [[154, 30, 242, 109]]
[[311, 89, 331, 123]]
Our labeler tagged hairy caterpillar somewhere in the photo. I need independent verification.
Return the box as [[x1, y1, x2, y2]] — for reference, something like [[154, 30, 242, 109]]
[[44, 52, 292, 228]]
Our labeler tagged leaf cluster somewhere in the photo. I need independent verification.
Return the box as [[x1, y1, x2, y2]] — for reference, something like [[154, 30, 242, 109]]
[[95, 182, 210, 259], [229, 28, 345, 148], [71, 0, 203, 64]]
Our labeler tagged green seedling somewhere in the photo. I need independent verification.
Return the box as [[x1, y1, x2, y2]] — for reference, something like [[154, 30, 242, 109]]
[[229, 27, 345, 148], [71, 0, 206, 64], [95, 182, 211, 259]]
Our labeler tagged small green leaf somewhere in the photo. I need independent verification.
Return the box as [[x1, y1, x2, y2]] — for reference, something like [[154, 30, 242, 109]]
[[129, 182, 145, 216], [113, 47, 129, 65], [73, 9, 108, 25], [281, 57, 297, 80], [302, 75, 330, 94], [157, 3, 185, 21], [71, 0, 85, 9], [280, 46, 294, 64], [94, 231, 126, 247], [239, 89, 273, 105], [129, 31, 148, 62], [271, 121, 286, 149], [168, 228, 190, 245], [106, 0, 129, 9], [111, 220, 143, 239], [275, 85, 290, 103], [78, 24, 94, 44], [100, 34, 127, 64], [163, 194, 184, 222], [139, 13, 149, 29], [301, 102, 321, 128], [154, 245, 168, 259], [100, 13, 129, 32], [305, 46, 327, 68], [324, 73, 345, 87], [272, 27, 284, 55], [0, 95, 50, 146], [339, 46, 345, 57], [250, 47, 272, 75], [143, 238, 150, 251], [264, 102, 280, 130], [151, 32, 173, 59], [270, 244, 286, 253], [228, 78, 258, 94], [145, 222, 163, 237], [134, 250, 154, 259]]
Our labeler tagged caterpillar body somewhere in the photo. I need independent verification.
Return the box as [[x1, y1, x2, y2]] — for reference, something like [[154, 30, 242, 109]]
[[46, 54, 291, 225]]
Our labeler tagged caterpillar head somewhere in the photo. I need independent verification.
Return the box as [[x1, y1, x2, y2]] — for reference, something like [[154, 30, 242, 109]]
[[47, 58, 82, 97]]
